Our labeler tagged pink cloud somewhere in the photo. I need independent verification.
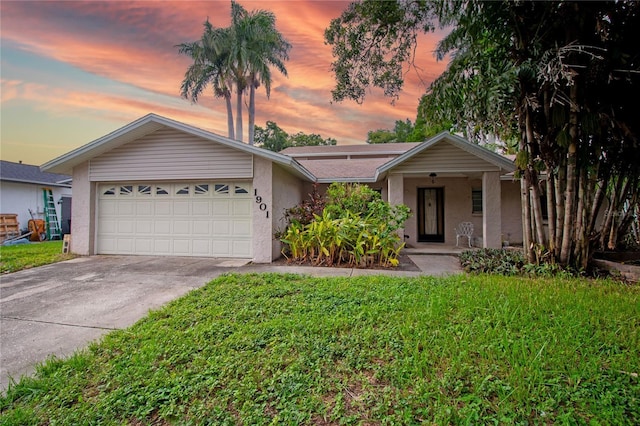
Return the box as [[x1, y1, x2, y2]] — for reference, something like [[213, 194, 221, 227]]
[[1, 1, 448, 147]]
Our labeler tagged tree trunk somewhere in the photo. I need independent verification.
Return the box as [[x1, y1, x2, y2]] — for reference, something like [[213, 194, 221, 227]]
[[574, 167, 588, 269], [521, 176, 534, 263], [248, 79, 256, 145], [235, 84, 244, 142], [554, 158, 566, 258], [546, 171, 556, 253], [560, 84, 579, 265], [225, 94, 235, 140], [524, 108, 547, 248]]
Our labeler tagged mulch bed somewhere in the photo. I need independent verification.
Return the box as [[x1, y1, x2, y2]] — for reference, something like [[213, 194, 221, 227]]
[[273, 253, 421, 272]]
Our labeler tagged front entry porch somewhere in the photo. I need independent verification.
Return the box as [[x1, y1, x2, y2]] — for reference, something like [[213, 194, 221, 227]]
[[387, 172, 503, 249]]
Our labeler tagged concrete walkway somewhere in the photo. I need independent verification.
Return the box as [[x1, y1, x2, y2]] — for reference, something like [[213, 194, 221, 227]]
[[0, 254, 461, 392]]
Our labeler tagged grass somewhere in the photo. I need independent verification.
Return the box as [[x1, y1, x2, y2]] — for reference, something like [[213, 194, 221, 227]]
[[1, 273, 638, 425], [0, 241, 74, 274]]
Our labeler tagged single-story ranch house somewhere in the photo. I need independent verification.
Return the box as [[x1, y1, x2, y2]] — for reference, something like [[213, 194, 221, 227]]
[[42, 113, 522, 263]]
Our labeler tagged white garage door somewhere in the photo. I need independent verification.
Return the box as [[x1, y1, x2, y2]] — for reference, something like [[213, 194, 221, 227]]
[[97, 182, 252, 257]]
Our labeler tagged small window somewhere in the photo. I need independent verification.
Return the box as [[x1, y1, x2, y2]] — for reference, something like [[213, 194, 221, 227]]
[[214, 184, 229, 194], [472, 189, 482, 214], [156, 186, 169, 195], [138, 185, 151, 195], [176, 186, 190, 195], [234, 185, 249, 194], [120, 185, 133, 196], [195, 184, 209, 195], [103, 187, 116, 196]]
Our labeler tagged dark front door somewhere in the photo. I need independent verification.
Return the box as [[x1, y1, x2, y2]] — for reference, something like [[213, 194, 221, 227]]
[[418, 188, 444, 242]]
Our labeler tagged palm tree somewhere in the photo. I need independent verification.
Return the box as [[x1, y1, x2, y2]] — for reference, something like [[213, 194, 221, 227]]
[[178, 21, 235, 139], [228, 1, 291, 145], [178, 2, 290, 144]]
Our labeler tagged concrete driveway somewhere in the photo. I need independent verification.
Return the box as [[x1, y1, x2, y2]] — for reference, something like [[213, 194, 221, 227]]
[[1, 254, 461, 392], [0, 255, 248, 392]]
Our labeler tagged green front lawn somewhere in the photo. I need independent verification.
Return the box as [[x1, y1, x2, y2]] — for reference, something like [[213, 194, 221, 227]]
[[0, 241, 74, 274], [1, 274, 638, 424]]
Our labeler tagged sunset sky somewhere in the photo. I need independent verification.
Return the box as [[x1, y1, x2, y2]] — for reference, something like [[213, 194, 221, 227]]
[[1, 1, 448, 165]]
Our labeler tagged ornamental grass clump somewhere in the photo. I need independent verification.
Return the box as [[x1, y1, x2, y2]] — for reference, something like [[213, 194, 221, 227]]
[[281, 183, 410, 267]]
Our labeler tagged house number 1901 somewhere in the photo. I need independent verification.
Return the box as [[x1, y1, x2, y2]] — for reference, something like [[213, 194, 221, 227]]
[[254, 189, 269, 218]]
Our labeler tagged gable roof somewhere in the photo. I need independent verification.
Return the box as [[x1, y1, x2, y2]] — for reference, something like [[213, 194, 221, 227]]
[[41, 113, 315, 181], [377, 131, 516, 176], [1, 160, 71, 187]]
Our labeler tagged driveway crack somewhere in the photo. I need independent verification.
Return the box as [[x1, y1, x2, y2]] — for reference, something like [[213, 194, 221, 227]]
[[1, 316, 118, 331]]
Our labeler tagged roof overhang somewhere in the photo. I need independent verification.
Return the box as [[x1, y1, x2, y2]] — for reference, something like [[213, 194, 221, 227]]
[[0, 178, 72, 188], [41, 113, 315, 182]]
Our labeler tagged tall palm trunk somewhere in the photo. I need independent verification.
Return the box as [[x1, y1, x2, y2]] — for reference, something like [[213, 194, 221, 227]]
[[235, 83, 244, 142], [225, 93, 235, 140], [248, 78, 256, 145]]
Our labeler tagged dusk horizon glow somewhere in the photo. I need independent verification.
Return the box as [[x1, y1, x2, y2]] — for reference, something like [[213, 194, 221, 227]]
[[1, 1, 448, 165]]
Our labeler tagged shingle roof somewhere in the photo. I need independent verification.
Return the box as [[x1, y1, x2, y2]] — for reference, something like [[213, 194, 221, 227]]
[[297, 158, 391, 181], [1, 160, 71, 187], [280, 142, 419, 157]]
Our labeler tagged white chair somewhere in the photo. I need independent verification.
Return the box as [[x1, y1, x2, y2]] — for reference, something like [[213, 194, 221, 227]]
[[455, 222, 474, 247]]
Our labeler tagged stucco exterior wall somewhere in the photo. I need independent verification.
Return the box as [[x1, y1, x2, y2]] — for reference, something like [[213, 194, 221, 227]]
[[70, 161, 95, 255], [0, 181, 71, 233], [501, 180, 523, 245], [252, 156, 273, 263], [271, 165, 304, 260]]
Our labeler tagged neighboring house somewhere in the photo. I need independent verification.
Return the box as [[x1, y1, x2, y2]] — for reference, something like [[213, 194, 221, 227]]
[[42, 114, 521, 262], [0, 160, 72, 235]]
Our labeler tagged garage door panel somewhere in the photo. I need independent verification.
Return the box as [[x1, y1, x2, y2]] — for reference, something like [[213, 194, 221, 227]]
[[135, 239, 153, 253], [173, 201, 190, 215], [136, 201, 153, 215], [172, 239, 191, 255], [153, 239, 171, 254], [232, 240, 251, 257], [233, 220, 251, 236], [192, 220, 210, 235], [98, 182, 252, 258], [116, 238, 134, 253], [155, 201, 172, 215], [233, 199, 252, 215], [100, 202, 117, 216], [118, 220, 134, 233], [117, 201, 135, 215], [135, 220, 152, 233], [173, 220, 191, 235], [98, 237, 116, 253], [212, 200, 230, 215], [154, 220, 172, 234], [100, 219, 118, 233], [192, 201, 210, 215], [212, 220, 230, 235], [212, 240, 231, 255], [192, 240, 211, 255]]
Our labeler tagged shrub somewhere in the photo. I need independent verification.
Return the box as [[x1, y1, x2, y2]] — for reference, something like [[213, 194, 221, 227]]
[[459, 248, 576, 277], [282, 183, 325, 227], [459, 248, 526, 275], [280, 183, 411, 268]]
